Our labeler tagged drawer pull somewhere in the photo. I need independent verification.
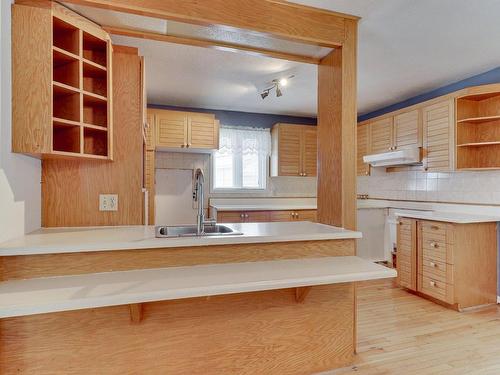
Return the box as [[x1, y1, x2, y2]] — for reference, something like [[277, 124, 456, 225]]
[[245, 214, 249, 218], [429, 261, 437, 268], [430, 242, 438, 248], [429, 280, 436, 287], [430, 225, 440, 230], [240, 214, 245, 219]]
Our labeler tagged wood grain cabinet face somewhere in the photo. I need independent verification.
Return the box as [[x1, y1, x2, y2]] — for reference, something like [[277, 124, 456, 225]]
[[394, 109, 421, 150], [271, 124, 317, 177], [153, 109, 219, 151], [397, 217, 497, 310], [356, 123, 370, 176], [155, 111, 189, 148], [396, 217, 417, 291], [422, 99, 455, 172], [12, 3, 113, 160], [218, 210, 317, 223], [189, 114, 219, 149], [145, 111, 155, 151], [369, 117, 394, 154], [302, 127, 318, 177]]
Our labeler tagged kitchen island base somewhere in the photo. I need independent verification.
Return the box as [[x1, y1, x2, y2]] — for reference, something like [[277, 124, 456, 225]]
[[1, 284, 355, 374], [0, 224, 396, 374]]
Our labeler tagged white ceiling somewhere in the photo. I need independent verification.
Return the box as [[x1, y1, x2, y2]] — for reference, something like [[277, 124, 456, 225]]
[[66, 1, 500, 117], [292, 0, 500, 114]]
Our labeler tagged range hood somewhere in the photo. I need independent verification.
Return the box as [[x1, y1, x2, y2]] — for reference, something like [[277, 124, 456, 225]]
[[363, 147, 421, 167]]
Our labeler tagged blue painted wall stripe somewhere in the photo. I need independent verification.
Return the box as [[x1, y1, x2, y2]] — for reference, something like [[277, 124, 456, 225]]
[[358, 66, 500, 123], [148, 104, 317, 129]]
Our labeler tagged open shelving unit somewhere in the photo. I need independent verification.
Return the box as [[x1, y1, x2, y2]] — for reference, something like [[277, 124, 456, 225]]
[[51, 16, 111, 159], [455, 91, 500, 169]]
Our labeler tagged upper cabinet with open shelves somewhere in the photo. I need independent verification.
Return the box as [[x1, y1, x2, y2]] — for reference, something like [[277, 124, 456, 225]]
[[12, 2, 113, 160], [357, 83, 500, 173], [456, 90, 500, 170]]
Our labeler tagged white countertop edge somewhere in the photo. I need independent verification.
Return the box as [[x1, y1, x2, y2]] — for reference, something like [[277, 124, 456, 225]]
[[0, 257, 396, 318], [393, 210, 500, 224], [0, 223, 362, 257]]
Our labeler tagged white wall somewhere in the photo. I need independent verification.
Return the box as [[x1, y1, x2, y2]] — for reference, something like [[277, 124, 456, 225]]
[[0, 1, 41, 242], [358, 167, 500, 205]]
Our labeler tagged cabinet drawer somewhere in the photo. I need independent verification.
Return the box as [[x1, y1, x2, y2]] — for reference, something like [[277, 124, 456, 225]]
[[421, 235, 453, 264], [420, 258, 454, 284], [420, 220, 453, 243], [419, 275, 454, 304], [269, 211, 295, 222], [246, 211, 270, 222], [216, 211, 244, 223], [295, 210, 317, 222]]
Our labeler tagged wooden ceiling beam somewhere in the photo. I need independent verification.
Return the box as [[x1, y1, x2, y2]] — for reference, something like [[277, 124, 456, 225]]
[[60, 0, 356, 47], [103, 26, 321, 65]]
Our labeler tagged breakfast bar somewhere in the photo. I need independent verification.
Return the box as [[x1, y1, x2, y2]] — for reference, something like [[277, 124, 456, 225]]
[[0, 222, 395, 374]]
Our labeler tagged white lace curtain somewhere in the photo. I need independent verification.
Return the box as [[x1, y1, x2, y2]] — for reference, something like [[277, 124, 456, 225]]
[[213, 125, 271, 189], [218, 125, 271, 156]]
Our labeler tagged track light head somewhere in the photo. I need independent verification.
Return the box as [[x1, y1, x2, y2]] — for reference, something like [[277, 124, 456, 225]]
[[276, 85, 283, 97]]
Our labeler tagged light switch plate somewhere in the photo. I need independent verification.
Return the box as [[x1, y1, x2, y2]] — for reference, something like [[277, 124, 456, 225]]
[[99, 194, 118, 211]]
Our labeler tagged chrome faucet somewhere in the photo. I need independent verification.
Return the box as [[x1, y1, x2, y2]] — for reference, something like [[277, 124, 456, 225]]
[[193, 168, 216, 235]]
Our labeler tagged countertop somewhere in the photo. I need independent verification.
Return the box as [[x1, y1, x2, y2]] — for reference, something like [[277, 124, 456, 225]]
[[0, 222, 362, 256], [394, 210, 500, 224], [209, 197, 317, 211], [0, 256, 396, 318]]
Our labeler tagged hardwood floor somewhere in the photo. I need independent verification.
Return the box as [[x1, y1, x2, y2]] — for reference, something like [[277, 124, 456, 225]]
[[321, 279, 500, 375]]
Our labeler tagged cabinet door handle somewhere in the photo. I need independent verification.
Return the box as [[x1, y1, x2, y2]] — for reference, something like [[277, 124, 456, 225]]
[[303, 172, 307, 176], [187, 143, 191, 148], [181, 144, 186, 148], [430, 242, 438, 248], [430, 280, 436, 287], [245, 214, 249, 218], [429, 261, 436, 268]]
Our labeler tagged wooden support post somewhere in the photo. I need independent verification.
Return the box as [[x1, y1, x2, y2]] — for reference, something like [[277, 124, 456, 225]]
[[317, 19, 358, 231], [129, 303, 143, 323], [295, 287, 312, 303]]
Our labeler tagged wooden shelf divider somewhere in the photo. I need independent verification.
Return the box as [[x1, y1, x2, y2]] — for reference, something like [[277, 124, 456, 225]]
[[51, 14, 111, 159]]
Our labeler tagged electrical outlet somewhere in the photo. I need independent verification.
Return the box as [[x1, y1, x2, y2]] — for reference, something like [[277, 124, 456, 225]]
[[99, 194, 118, 211]]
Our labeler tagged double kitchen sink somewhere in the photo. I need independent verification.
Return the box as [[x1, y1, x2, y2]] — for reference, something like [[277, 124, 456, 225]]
[[155, 224, 242, 238]]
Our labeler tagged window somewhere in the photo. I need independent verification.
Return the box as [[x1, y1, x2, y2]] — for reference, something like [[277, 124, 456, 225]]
[[213, 126, 271, 190]]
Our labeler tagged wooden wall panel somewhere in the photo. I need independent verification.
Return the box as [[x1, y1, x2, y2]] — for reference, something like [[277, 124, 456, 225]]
[[0, 240, 355, 281], [0, 284, 354, 375], [12, 4, 52, 154], [42, 46, 143, 227]]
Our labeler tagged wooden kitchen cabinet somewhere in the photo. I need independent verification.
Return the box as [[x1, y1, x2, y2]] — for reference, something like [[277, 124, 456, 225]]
[[394, 109, 421, 150], [12, 2, 113, 160], [356, 123, 370, 176], [369, 117, 393, 154], [368, 109, 421, 155], [217, 211, 270, 223], [217, 209, 317, 223], [153, 109, 219, 151], [422, 99, 455, 172], [396, 217, 497, 310], [396, 217, 417, 291], [271, 123, 317, 177]]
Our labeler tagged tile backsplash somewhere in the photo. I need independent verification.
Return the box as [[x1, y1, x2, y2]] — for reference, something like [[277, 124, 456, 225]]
[[358, 167, 500, 205]]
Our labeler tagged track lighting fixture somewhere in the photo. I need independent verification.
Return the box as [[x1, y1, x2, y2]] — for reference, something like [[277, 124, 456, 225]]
[[260, 75, 294, 100]]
